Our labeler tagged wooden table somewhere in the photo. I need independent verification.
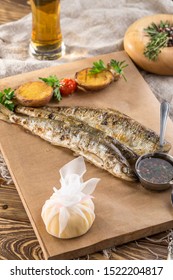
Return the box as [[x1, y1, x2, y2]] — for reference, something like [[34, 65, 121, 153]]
[[0, 0, 30, 24], [0, 0, 171, 260]]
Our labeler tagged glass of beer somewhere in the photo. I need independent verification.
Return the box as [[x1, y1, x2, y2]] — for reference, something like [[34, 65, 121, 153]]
[[29, 0, 64, 60]]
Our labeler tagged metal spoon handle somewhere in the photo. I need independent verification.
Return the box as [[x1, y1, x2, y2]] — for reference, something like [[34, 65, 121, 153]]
[[160, 101, 170, 147]]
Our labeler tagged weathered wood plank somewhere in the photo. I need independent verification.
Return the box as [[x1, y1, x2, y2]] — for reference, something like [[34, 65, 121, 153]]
[[0, 184, 30, 223], [80, 232, 169, 260], [0, 0, 30, 24], [0, 214, 169, 260], [0, 217, 44, 260]]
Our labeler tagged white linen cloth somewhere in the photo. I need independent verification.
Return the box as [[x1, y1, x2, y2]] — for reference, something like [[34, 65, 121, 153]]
[[0, 0, 173, 118]]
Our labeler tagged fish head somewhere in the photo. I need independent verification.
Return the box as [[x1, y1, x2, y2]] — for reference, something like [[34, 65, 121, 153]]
[[112, 161, 138, 182]]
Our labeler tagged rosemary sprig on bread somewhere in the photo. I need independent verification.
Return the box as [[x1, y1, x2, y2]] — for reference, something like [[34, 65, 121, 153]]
[[144, 20, 173, 61]]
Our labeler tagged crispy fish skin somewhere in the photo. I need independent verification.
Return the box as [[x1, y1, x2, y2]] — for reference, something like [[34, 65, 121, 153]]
[[49, 106, 171, 155], [15, 105, 138, 166], [16, 105, 171, 156], [0, 104, 137, 182]]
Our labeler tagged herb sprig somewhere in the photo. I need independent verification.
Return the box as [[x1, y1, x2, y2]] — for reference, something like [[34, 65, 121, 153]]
[[109, 59, 128, 81], [39, 75, 62, 101], [89, 59, 128, 81], [144, 21, 173, 61], [0, 88, 15, 111], [89, 59, 107, 74]]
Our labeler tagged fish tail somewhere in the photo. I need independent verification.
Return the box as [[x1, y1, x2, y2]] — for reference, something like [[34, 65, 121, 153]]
[[0, 104, 13, 118], [0, 112, 10, 123]]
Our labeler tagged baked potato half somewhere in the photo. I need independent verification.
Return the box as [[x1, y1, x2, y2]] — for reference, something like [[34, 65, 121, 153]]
[[15, 81, 53, 107], [75, 68, 114, 91]]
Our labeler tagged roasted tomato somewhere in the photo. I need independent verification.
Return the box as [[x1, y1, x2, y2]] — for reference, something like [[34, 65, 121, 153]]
[[60, 78, 77, 96]]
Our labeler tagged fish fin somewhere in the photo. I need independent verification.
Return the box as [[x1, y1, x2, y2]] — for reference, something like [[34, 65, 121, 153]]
[[0, 104, 13, 117]]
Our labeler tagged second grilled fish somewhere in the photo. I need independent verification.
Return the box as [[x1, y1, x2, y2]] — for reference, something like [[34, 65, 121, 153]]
[[16, 105, 171, 156], [0, 104, 137, 182]]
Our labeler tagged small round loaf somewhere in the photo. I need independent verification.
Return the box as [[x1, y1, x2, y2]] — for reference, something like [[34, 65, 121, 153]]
[[124, 14, 173, 75], [15, 81, 53, 107]]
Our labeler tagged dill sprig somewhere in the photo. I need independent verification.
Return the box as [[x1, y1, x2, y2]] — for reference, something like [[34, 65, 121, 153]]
[[144, 21, 172, 61]]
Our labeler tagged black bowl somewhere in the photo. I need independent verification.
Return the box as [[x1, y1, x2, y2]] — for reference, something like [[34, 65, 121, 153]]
[[135, 152, 173, 191]]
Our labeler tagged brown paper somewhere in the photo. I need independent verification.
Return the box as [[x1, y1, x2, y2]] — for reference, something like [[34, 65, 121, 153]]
[[0, 51, 173, 259]]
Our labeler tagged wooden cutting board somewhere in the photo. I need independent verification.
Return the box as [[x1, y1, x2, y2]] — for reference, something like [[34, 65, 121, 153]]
[[0, 51, 173, 260]]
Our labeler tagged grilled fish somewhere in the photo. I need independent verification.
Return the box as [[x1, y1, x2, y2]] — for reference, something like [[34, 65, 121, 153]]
[[15, 105, 171, 156], [0, 104, 137, 182]]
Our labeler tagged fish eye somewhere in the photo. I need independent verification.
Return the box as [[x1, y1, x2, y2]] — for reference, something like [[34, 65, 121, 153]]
[[122, 166, 128, 174]]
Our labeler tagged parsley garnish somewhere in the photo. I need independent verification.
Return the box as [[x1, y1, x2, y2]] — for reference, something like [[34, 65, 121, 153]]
[[39, 75, 62, 102], [89, 59, 128, 81], [109, 59, 128, 81], [0, 88, 15, 111], [89, 59, 107, 74]]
